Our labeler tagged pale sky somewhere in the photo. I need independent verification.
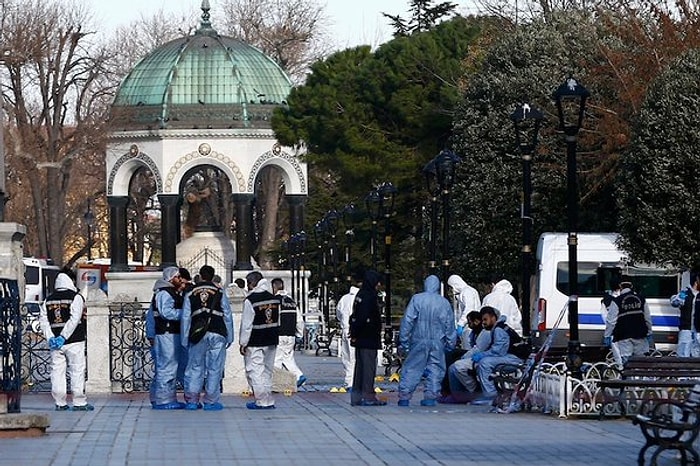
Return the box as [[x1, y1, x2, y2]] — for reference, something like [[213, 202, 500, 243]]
[[83, 0, 412, 49]]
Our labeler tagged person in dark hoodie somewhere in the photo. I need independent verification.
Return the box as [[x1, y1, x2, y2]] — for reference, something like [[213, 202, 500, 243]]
[[349, 269, 386, 406]]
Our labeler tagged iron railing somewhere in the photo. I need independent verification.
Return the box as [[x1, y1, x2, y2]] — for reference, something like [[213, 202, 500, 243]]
[[0, 280, 22, 412], [109, 301, 152, 393]]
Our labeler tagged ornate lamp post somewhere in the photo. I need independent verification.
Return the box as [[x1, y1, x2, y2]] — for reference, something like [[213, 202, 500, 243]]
[[422, 159, 440, 276], [435, 150, 460, 292], [511, 103, 544, 339], [296, 231, 308, 316], [323, 209, 341, 306], [314, 218, 329, 328], [365, 189, 382, 270], [377, 182, 397, 346], [341, 203, 357, 285], [84, 199, 96, 261], [553, 77, 589, 377]]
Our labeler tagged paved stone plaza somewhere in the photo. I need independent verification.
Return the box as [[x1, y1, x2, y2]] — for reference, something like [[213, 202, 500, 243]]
[[0, 353, 684, 465]]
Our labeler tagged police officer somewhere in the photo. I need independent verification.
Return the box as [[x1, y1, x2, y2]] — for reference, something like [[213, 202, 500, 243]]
[[239, 271, 280, 409], [149, 266, 185, 409], [181, 265, 234, 411], [271, 277, 306, 388], [604, 277, 653, 364], [39, 271, 93, 411]]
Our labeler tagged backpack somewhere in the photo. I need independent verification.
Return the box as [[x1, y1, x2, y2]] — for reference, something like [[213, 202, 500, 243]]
[[491, 321, 531, 360]]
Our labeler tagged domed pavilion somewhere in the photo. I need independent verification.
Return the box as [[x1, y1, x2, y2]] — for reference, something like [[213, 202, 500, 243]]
[[105, 1, 307, 277]]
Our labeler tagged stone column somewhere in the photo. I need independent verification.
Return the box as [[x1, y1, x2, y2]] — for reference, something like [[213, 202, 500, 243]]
[[287, 194, 306, 235], [85, 301, 112, 393], [232, 193, 254, 270], [108, 196, 130, 272], [158, 194, 180, 269]]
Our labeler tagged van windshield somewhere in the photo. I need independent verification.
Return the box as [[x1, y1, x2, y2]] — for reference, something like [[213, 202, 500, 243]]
[[556, 262, 678, 298]]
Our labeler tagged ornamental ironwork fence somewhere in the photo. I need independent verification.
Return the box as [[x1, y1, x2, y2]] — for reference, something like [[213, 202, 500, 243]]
[[0, 280, 22, 412], [108, 301, 152, 393]]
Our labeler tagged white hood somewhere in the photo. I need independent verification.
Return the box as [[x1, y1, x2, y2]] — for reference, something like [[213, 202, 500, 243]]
[[448, 274, 468, 293], [492, 279, 513, 295], [55, 273, 77, 292]]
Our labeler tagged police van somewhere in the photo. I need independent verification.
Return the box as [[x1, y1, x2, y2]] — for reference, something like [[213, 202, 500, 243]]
[[23, 257, 61, 333], [531, 233, 680, 353]]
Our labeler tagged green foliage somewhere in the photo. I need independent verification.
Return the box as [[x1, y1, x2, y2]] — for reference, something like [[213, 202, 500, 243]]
[[272, 16, 496, 297], [383, 0, 458, 37], [450, 11, 617, 285], [616, 48, 700, 268]]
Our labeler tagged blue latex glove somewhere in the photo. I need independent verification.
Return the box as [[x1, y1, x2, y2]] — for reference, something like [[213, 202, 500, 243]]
[[49, 335, 66, 350], [603, 336, 612, 347], [471, 352, 484, 363], [456, 325, 464, 337]]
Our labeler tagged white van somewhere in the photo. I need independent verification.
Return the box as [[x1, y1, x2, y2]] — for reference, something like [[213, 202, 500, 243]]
[[23, 257, 61, 303], [531, 233, 680, 352]]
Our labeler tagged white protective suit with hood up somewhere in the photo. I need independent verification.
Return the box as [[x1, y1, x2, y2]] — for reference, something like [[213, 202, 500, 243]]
[[336, 285, 359, 387], [447, 274, 481, 334], [39, 273, 89, 408], [482, 279, 523, 336]]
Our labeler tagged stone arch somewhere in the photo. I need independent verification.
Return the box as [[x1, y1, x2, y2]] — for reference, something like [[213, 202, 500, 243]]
[[246, 146, 307, 194], [107, 145, 163, 196], [164, 144, 246, 194]]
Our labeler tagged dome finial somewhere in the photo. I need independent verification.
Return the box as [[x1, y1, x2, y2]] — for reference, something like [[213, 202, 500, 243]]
[[196, 0, 217, 36]]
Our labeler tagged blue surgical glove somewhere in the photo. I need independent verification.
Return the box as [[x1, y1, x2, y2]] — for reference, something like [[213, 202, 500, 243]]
[[49, 336, 65, 350], [48, 337, 58, 350], [471, 352, 484, 363], [456, 325, 464, 337], [55, 335, 65, 348], [603, 336, 612, 347]]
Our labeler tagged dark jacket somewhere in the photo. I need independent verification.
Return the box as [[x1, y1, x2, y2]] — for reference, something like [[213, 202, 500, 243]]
[[349, 270, 383, 350]]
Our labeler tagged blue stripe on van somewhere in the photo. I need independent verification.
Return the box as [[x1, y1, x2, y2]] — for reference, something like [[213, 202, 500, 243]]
[[579, 314, 680, 327]]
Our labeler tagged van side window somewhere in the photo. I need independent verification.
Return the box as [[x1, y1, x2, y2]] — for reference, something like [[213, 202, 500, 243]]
[[556, 262, 601, 297]]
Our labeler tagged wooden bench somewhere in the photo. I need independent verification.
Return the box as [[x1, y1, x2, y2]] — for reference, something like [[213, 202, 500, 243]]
[[598, 356, 700, 419], [632, 384, 700, 465]]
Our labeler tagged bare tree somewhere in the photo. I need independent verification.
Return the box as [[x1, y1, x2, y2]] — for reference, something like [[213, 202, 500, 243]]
[[1, 0, 115, 266], [220, 0, 332, 84]]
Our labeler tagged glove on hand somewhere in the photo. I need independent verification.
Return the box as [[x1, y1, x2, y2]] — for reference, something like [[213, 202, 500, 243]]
[[456, 325, 465, 337], [603, 336, 612, 348], [471, 352, 484, 363], [49, 336, 66, 350], [647, 334, 655, 346]]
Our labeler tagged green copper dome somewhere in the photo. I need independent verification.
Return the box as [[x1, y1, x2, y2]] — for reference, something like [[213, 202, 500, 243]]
[[111, 4, 292, 130]]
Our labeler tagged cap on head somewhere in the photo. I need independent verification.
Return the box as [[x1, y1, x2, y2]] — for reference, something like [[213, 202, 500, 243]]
[[163, 266, 180, 282]]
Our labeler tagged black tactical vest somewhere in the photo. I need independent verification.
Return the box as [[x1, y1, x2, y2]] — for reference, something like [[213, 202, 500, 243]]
[[612, 291, 648, 341], [246, 290, 280, 347], [153, 287, 183, 335], [278, 294, 298, 337], [45, 289, 86, 344], [188, 282, 226, 344]]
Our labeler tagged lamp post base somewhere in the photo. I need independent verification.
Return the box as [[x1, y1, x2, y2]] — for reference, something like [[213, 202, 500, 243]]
[[565, 340, 583, 379]]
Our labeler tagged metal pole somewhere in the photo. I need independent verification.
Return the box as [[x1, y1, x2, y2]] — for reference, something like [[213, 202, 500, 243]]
[[428, 194, 438, 276], [370, 219, 378, 270], [440, 188, 451, 297], [566, 133, 582, 377], [521, 153, 532, 338], [384, 214, 392, 346]]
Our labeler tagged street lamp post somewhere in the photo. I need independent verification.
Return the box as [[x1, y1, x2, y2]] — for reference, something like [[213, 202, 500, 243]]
[[84, 199, 95, 261], [435, 150, 460, 293], [324, 209, 341, 308], [365, 189, 381, 270], [297, 231, 308, 316], [554, 77, 590, 377], [377, 182, 397, 346], [342, 203, 357, 285], [422, 160, 440, 276], [511, 103, 544, 339], [314, 219, 329, 329]]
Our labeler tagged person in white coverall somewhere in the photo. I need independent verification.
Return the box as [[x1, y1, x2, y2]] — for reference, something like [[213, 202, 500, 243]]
[[239, 271, 280, 409], [447, 274, 481, 346], [336, 279, 360, 388], [39, 272, 93, 411], [271, 277, 306, 387], [482, 277, 523, 336]]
